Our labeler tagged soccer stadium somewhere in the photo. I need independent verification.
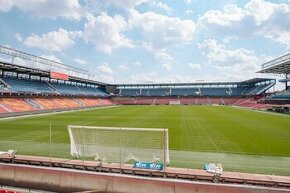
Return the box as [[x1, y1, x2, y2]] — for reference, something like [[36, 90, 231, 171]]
[[0, 1, 290, 193]]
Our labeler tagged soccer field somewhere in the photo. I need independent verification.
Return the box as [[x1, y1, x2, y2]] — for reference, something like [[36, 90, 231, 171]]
[[0, 105, 290, 175]]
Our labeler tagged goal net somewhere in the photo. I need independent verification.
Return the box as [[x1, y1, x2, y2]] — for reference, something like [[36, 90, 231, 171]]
[[169, 100, 181, 105], [68, 125, 170, 165]]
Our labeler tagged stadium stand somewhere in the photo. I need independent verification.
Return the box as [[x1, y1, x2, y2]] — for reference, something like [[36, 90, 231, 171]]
[[1, 76, 53, 93], [0, 98, 35, 112], [0, 105, 8, 113], [0, 189, 19, 193], [0, 76, 107, 97], [269, 90, 290, 99], [114, 96, 265, 107], [0, 97, 115, 114], [0, 51, 279, 116], [179, 98, 195, 105], [208, 97, 223, 105], [117, 79, 275, 98], [50, 82, 83, 95], [33, 98, 59, 110], [257, 52, 290, 106], [52, 98, 80, 108]]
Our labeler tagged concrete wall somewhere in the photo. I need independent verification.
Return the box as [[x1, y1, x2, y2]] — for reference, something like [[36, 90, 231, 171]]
[[0, 164, 289, 193]]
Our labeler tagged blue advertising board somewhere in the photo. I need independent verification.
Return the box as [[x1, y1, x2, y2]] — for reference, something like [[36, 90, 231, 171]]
[[133, 162, 163, 170]]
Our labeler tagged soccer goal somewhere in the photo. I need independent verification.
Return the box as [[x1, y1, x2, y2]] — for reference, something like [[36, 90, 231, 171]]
[[67, 125, 170, 165], [169, 100, 181, 105]]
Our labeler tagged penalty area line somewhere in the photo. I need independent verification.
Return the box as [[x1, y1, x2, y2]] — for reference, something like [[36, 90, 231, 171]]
[[0, 105, 118, 121]]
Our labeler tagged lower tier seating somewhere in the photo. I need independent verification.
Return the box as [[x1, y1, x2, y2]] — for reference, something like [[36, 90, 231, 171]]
[[0, 98, 36, 112], [114, 97, 270, 110], [0, 97, 115, 114]]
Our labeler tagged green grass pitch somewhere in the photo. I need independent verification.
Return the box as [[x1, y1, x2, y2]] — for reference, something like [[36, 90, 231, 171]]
[[0, 105, 290, 176]]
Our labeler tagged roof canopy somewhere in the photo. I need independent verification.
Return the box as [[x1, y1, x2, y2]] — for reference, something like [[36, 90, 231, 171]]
[[258, 53, 290, 74], [115, 78, 275, 88], [0, 61, 107, 86]]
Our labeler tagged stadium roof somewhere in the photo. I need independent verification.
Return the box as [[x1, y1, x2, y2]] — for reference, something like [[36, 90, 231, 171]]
[[115, 78, 274, 87], [0, 61, 108, 86], [258, 53, 290, 74]]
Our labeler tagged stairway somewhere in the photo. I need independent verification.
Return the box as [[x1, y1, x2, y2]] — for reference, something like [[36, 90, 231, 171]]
[[24, 98, 43, 109], [0, 102, 13, 112]]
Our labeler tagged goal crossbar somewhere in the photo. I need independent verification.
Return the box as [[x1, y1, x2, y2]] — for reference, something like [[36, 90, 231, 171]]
[[68, 125, 167, 132]]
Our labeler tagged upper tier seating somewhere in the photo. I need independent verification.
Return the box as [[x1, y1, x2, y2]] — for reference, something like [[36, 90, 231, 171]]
[[50, 83, 83, 95], [118, 84, 272, 97], [0, 76, 107, 97], [78, 86, 107, 97], [171, 88, 197, 96], [1, 77, 53, 93], [120, 89, 141, 96], [140, 88, 169, 96]]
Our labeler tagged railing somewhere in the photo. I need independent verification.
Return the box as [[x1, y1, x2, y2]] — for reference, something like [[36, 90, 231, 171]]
[[261, 53, 290, 69]]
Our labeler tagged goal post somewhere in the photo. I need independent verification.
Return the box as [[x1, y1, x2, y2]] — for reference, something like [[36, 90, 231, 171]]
[[67, 125, 170, 165]]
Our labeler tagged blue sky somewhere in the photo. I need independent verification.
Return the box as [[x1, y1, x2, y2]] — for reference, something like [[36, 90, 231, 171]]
[[0, 0, 289, 87]]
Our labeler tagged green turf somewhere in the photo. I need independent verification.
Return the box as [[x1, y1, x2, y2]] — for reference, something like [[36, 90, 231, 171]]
[[0, 105, 290, 176]]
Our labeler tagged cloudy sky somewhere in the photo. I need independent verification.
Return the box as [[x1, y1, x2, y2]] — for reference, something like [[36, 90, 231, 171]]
[[0, 0, 289, 86]]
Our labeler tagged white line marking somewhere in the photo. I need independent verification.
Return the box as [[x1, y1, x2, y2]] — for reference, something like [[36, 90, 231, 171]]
[[0, 105, 117, 121]]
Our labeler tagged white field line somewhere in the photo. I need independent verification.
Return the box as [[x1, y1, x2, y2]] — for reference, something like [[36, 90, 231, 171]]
[[0, 105, 117, 121], [229, 105, 290, 118]]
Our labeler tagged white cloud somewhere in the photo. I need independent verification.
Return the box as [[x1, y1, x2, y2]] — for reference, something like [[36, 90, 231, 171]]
[[118, 65, 128, 70], [97, 74, 115, 83], [198, 39, 258, 67], [244, 0, 285, 25], [131, 71, 159, 83], [106, 0, 147, 9], [187, 63, 201, 70], [134, 61, 142, 66], [200, 0, 290, 48], [154, 48, 174, 70], [24, 28, 77, 52], [0, 0, 82, 20], [143, 44, 174, 70], [184, 0, 192, 4], [149, 1, 172, 12], [185, 9, 193, 14], [128, 72, 201, 84], [82, 13, 133, 53], [15, 33, 22, 42], [265, 31, 290, 48], [74, 58, 87, 65], [82, 0, 148, 16], [128, 10, 196, 70], [198, 39, 267, 81], [130, 10, 196, 49], [222, 36, 239, 43], [96, 63, 114, 75], [200, 4, 245, 26]]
